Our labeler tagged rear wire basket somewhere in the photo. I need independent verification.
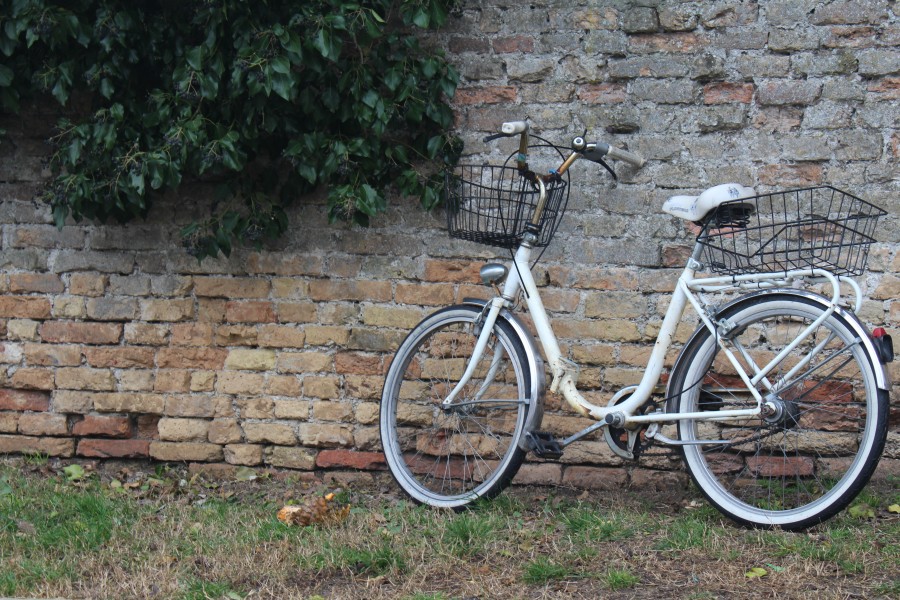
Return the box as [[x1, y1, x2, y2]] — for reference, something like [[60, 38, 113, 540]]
[[445, 165, 569, 249], [698, 186, 886, 277]]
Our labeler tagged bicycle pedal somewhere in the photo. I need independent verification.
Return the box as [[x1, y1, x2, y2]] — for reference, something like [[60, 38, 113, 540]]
[[526, 431, 564, 459]]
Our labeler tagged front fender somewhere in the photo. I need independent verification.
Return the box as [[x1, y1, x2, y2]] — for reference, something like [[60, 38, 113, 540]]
[[461, 298, 546, 448]]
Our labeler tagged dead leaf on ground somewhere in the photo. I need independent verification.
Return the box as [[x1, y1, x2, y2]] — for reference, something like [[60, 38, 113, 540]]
[[277, 492, 350, 527]]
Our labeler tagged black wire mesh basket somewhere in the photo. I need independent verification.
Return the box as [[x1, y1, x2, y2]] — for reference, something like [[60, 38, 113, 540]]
[[698, 186, 886, 277], [445, 165, 569, 249]]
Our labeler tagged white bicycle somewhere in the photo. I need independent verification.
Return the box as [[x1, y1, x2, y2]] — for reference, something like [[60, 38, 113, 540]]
[[379, 121, 893, 530]]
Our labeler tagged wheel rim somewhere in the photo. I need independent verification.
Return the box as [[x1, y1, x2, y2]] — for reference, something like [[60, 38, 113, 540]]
[[678, 301, 880, 525], [382, 315, 528, 506]]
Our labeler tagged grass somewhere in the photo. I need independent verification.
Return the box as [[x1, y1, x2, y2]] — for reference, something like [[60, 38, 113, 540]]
[[0, 459, 898, 599]]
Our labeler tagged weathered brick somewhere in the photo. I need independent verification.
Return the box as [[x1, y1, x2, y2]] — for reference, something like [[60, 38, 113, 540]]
[[140, 298, 195, 322], [190, 371, 216, 392], [208, 419, 243, 444], [118, 370, 155, 392], [6, 319, 40, 341], [25, 344, 81, 367], [56, 367, 115, 391], [83, 346, 155, 368], [124, 323, 170, 345], [354, 402, 379, 425], [395, 283, 455, 306], [303, 325, 350, 346], [243, 422, 297, 445], [93, 392, 166, 414], [275, 302, 317, 323], [335, 352, 382, 375], [40, 322, 122, 344], [308, 280, 392, 302], [215, 325, 258, 346], [0, 413, 18, 433], [562, 466, 628, 490], [136, 415, 160, 439], [8, 273, 64, 294], [0, 388, 50, 411], [17, 412, 68, 436], [0, 434, 74, 456], [225, 301, 275, 323], [72, 415, 130, 438], [0, 296, 51, 319], [52, 296, 87, 319], [216, 371, 265, 395], [158, 418, 210, 442], [238, 398, 274, 419], [194, 277, 271, 298], [703, 82, 754, 104], [298, 423, 353, 447], [68, 273, 107, 296], [316, 449, 385, 470], [164, 395, 232, 418], [266, 446, 316, 469], [108, 274, 152, 296], [153, 370, 192, 392], [513, 463, 562, 485], [10, 367, 55, 390], [758, 80, 822, 105], [149, 441, 223, 462], [303, 376, 341, 399], [454, 86, 517, 105], [86, 297, 138, 320], [265, 375, 302, 397], [273, 399, 309, 419], [312, 401, 353, 421], [224, 444, 264, 466], [344, 375, 381, 400], [171, 323, 214, 346], [360, 306, 423, 329], [157, 347, 228, 369], [225, 349, 276, 371], [347, 328, 405, 352], [53, 390, 95, 413], [246, 253, 323, 276], [492, 35, 534, 53], [0, 342, 23, 364], [257, 325, 305, 348]]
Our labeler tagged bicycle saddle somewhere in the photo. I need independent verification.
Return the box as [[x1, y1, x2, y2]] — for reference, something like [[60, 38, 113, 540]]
[[662, 183, 756, 222]]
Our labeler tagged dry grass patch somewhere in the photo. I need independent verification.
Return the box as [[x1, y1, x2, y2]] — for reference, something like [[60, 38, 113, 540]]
[[1, 458, 898, 599]]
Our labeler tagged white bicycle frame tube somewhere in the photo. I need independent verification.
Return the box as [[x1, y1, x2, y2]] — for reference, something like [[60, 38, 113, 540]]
[[443, 239, 852, 427]]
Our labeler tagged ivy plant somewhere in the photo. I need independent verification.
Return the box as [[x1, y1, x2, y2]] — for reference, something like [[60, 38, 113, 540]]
[[0, 0, 461, 259]]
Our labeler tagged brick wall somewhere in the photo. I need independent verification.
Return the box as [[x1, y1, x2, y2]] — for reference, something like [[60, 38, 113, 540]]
[[1, 0, 898, 486]]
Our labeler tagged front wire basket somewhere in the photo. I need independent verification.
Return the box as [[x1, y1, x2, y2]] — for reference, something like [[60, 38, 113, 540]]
[[445, 164, 569, 249], [698, 186, 886, 277]]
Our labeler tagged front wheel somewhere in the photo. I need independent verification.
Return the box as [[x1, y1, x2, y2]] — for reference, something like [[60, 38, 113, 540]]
[[668, 294, 888, 530], [380, 305, 533, 509]]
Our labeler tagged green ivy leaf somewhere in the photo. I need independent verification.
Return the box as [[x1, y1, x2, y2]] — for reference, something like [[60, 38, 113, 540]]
[[848, 504, 875, 519], [63, 464, 86, 482], [745, 567, 767, 579]]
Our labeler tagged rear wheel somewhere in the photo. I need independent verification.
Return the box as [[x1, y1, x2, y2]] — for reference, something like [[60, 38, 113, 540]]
[[668, 294, 888, 530], [380, 305, 532, 509]]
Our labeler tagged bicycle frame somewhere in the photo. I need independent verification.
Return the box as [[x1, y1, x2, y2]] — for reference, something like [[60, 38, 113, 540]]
[[441, 231, 864, 434]]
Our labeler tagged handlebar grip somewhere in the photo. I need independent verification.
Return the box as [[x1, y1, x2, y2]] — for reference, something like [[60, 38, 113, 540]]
[[605, 145, 645, 167], [501, 121, 529, 135]]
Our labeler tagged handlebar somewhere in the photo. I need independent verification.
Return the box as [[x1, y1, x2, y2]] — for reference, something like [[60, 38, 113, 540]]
[[485, 121, 646, 172]]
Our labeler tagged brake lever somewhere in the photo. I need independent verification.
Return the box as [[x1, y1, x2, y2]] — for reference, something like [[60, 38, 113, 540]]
[[598, 157, 617, 181]]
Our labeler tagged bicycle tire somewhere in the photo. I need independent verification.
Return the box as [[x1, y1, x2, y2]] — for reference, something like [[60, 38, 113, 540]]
[[667, 293, 888, 530], [380, 305, 532, 509]]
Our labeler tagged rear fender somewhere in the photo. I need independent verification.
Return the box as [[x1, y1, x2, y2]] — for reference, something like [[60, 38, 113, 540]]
[[666, 289, 890, 411]]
